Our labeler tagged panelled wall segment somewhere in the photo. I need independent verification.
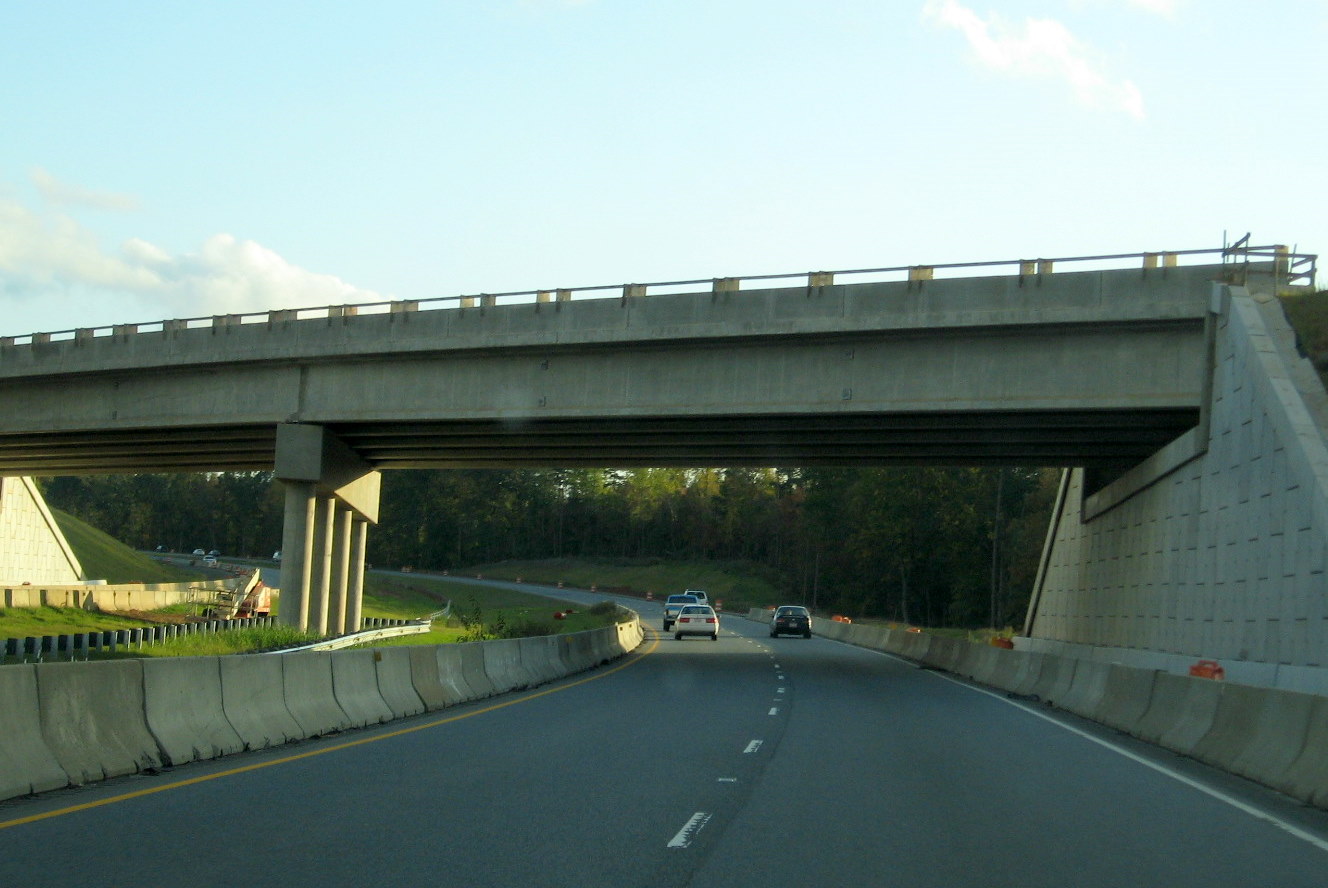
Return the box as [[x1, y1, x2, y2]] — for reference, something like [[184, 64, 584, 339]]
[[0, 477, 82, 585], [1030, 285, 1328, 674]]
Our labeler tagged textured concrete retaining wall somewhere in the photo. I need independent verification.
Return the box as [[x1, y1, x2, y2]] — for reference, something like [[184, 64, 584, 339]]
[[1031, 286, 1328, 679], [795, 611, 1328, 811], [0, 618, 640, 802], [0, 477, 82, 586]]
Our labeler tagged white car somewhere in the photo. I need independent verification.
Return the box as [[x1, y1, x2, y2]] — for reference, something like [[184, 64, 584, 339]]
[[674, 604, 719, 641], [202, 554, 218, 566]]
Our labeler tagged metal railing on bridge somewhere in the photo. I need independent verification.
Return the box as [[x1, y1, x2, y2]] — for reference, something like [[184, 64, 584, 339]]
[[1, 238, 1315, 348]]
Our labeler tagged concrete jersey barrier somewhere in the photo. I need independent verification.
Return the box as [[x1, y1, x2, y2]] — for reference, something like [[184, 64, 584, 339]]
[[282, 652, 352, 736], [457, 642, 497, 699], [35, 659, 162, 784], [219, 654, 304, 749], [0, 665, 69, 798], [142, 657, 245, 765], [373, 647, 426, 719], [433, 644, 480, 705], [407, 645, 454, 711], [484, 638, 532, 693], [331, 649, 396, 728]]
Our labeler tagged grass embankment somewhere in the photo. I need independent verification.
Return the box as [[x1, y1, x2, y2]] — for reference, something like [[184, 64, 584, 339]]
[[459, 557, 785, 613], [51, 509, 198, 584], [1280, 289, 1328, 392]]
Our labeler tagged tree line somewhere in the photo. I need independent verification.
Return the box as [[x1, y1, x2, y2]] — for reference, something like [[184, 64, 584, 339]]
[[39, 465, 1059, 629]]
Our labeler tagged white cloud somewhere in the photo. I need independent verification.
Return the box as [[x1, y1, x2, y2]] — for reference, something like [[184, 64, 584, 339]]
[[0, 187, 383, 334], [922, 0, 1145, 119], [30, 167, 140, 212]]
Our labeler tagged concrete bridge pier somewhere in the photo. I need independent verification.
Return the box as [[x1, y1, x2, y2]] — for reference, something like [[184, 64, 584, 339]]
[[275, 424, 380, 634]]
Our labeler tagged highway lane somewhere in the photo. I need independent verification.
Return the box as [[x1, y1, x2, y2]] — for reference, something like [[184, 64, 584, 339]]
[[4, 611, 1328, 887]]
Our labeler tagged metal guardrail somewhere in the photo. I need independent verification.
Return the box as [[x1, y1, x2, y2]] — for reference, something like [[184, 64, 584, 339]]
[[267, 620, 433, 653], [1, 240, 1315, 348]]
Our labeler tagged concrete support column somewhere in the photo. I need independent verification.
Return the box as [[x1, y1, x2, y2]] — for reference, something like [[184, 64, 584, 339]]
[[275, 423, 380, 635], [308, 496, 336, 636], [329, 505, 353, 635], [278, 481, 316, 630], [347, 518, 369, 633]]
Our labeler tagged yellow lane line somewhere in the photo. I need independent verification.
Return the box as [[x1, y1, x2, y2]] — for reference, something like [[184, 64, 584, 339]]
[[0, 633, 660, 831]]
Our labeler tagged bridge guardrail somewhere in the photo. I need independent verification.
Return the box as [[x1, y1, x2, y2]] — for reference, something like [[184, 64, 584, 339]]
[[1, 240, 1314, 348]]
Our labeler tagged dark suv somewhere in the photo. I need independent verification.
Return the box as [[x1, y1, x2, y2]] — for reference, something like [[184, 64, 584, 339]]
[[770, 605, 812, 638]]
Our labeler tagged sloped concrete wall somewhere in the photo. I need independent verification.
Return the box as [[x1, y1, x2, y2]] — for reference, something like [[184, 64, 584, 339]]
[[1029, 284, 1328, 685], [0, 477, 82, 585]]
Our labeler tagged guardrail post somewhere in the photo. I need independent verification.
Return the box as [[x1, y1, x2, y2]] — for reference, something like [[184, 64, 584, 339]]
[[1037, 260, 1054, 275], [908, 266, 934, 283], [712, 277, 739, 293], [556, 288, 572, 302], [808, 272, 834, 287], [623, 283, 646, 300], [537, 290, 552, 303], [1274, 244, 1290, 275], [390, 300, 419, 314], [481, 294, 497, 307], [459, 296, 476, 308]]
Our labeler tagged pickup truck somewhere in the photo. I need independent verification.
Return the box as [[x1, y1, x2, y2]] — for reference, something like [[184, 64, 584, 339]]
[[662, 594, 699, 631]]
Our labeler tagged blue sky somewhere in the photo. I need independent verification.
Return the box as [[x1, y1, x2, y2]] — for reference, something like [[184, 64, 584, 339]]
[[2, 0, 1324, 337]]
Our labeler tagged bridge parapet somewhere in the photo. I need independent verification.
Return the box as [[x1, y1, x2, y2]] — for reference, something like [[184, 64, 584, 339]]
[[0, 243, 1312, 354]]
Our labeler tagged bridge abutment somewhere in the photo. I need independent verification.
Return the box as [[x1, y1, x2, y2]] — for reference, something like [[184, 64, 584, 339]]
[[1025, 283, 1328, 692]]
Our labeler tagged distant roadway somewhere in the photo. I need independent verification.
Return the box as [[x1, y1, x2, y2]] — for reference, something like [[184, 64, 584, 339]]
[[3, 587, 1328, 886]]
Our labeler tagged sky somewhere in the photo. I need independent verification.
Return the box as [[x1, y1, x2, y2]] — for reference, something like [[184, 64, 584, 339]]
[[2, 0, 1325, 337]]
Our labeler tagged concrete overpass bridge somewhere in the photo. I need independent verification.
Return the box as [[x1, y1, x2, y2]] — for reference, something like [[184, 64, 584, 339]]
[[1, 243, 1323, 687]]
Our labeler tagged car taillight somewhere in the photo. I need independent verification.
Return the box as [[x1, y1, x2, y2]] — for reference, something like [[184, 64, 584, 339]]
[[706, 617, 716, 623], [679, 617, 689, 623]]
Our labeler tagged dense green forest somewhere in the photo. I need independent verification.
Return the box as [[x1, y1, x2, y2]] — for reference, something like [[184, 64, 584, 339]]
[[39, 466, 1059, 629]]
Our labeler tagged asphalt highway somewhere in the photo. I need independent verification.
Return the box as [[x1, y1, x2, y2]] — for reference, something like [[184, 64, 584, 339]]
[[3, 599, 1328, 887]]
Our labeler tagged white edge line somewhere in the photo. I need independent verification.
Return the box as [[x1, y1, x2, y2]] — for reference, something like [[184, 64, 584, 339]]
[[768, 706, 779, 716], [923, 666, 1328, 855]]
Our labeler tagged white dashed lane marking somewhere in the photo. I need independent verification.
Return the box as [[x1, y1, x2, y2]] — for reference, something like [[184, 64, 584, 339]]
[[667, 812, 713, 849]]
